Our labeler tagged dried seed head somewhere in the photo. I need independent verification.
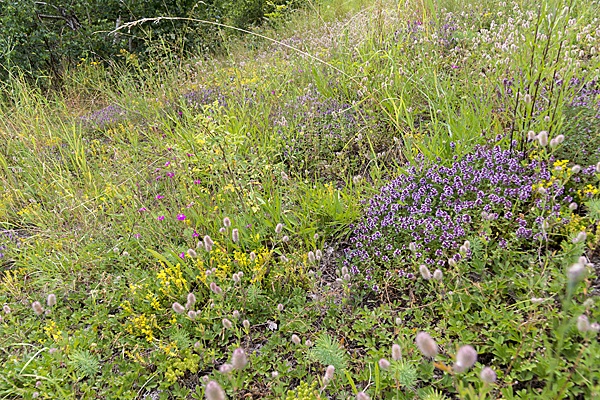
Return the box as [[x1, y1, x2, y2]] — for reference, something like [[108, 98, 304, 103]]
[[172, 302, 185, 314], [231, 348, 247, 370], [315, 249, 322, 260], [378, 358, 391, 370], [32, 301, 44, 316], [392, 344, 402, 361], [277, 303, 284, 312], [232, 310, 240, 319], [219, 363, 234, 374], [416, 332, 438, 358], [187, 310, 197, 320], [222, 319, 233, 329], [275, 223, 283, 234], [433, 269, 443, 281], [187, 248, 198, 258], [571, 165, 581, 174], [243, 320, 250, 329], [291, 334, 301, 345], [419, 265, 431, 280], [223, 217, 231, 228], [47, 294, 56, 307], [308, 251, 316, 263], [232, 229, 239, 243], [480, 367, 497, 384], [454, 345, 477, 373], [356, 392, 371, 400], [577, 315, 590, 332], [537, 131, 548, 146]]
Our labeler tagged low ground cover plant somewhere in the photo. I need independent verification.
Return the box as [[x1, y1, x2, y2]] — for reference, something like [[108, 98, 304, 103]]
[[0, 0, 600, 398]]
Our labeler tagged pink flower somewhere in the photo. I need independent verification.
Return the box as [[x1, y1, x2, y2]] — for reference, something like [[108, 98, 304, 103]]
[[156, 176, 162, 180], [165, 162, 171, 167], [138, 207, 147, 212], [193, 180, 201, 185], [187, 153, 193, 157], [167, 172, 175, 177], [192, 230, 199, 237], [155, 195, 164, 200], [176, 214, 186, 221], [154, 168, 160, 172], [158, 216, 165, 221], [179, 252, 185, 259], [134, 234, 141, 238]]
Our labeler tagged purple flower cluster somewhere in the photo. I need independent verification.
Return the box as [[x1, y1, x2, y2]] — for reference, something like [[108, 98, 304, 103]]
[[79, 104, 134, 129], [342, 144, 575, 287], [0, 230, 23, 260]]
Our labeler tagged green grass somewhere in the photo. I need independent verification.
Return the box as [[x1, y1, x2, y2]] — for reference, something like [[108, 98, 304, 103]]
[[1, 0, 600, 398]]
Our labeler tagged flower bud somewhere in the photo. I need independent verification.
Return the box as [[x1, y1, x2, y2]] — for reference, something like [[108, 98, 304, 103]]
[[172, 302, 185, 314], [231, 348, 247, 370], [577, 315, 590, 332], [275, 223, 283, 234], [419, 265, 431, 280], [378, 358, 391, 370], [433, 269, 443, 281], [222, 319, 232, 329], [480, 367, 497, 384], [32, 301, 44, 316], [454, 345, 477, 372], [392, 344, 402, 361], [416, 332, 438, 357], [47, 294, 57, 307]]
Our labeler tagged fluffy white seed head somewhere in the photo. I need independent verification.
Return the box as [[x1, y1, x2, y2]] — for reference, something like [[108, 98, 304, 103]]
[[232, 310, 240, 319], [219, 227, 226, 234], [172, 302, 185, 314], [419, 265, 431, 280], [556, 134, 565, 144], [577, 315, 590, 332], [527, 130, 536, 140], [433, 269, 443, 281], [291, 334, 301, 345], [569, 202, 578, 211], [537, 131, 548, 146], [409, 242, 417, 252], [590, 323, 600, 333], [222, 319, 232, 329], [315, 249, 322, 260], [219, 363, 234, 374], [47, 294, 56, 307], [275, 223, 283, 234], [196, 240, 204, 249], [32, 301, 44, 316], [416, 332, 438, 358], [187, 293, 196, 306], [305, 339, 312, 347], [571, 165, 581, 174], [567, 263, 586, 282], [243, 320, 250, 329], [480, 367, 497, 384], [454, 345, 477, 373], [250, 252, 256, 261], [448, 259, 457, 267], [356, 392, 371, 400], [231, 348, 247, 370], [188, 310, 197, 320], [187, 248, 197, 258], [282, 235, 289, 243], [277, 303, 284, 312], [232, 273, 240, 283], [223, 217, 231, 228], [232, 229, 239, 243], [324, 365, 335, 382], [576, 231, 587, 243], [308, 251, 316, 263], [378, 358, 390, 370], [392, 344, 402, 361], [3, 305, 10, 314]]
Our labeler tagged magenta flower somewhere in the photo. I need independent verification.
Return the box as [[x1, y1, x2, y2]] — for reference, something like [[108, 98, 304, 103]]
[[158, 216, 165, 221], [177, 214, 186, 221], [134, 233, 141, 238], [192, 230, 199, 237], [156, 176, 162, 180], [167, 172, 175, 177], [138, 207, 147, 212], [155, 195, 164, 200], [193, 180, 201, 185], [154, 168, 160, 172], [187, 153, 193, 157], [179, 252, 185, 259], [165, 161, 171, 167]]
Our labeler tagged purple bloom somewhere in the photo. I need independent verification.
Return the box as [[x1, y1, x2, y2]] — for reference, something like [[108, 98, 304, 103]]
[[176, 214, 186, 221]]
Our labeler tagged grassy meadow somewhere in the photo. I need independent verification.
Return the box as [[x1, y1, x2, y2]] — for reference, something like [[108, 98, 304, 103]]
[[1, 0, 600, 398]]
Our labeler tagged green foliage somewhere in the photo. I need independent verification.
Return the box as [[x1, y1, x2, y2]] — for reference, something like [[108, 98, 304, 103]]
[[284, 380, 318, 400], [310, 332, 348, 372], [70, 349, 100, 379]]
